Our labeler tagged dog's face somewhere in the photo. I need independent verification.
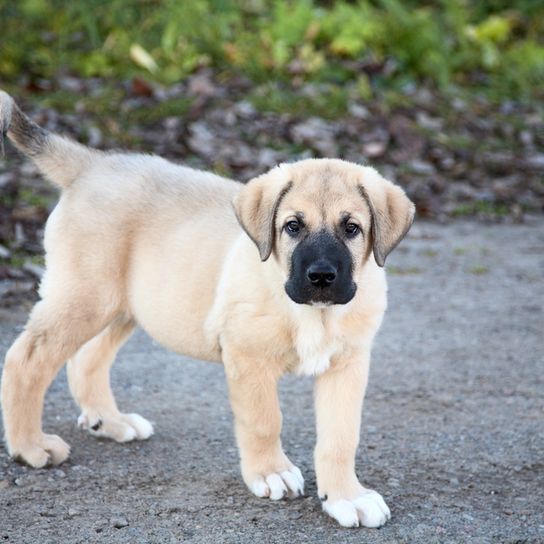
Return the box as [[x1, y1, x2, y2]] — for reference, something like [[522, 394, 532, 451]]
[[234, 159, 415, 306]]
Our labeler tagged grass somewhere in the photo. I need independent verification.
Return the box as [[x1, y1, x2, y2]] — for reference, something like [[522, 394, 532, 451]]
[[469, 265, 489, 275], [387, 266, 423, 275], [0, 0, 542, 106], [249, 83, 349, 119], [126, 96, 193, 124], [17, 189, 54, 209], [452, 202, 510, 217], [423, 249, 438, 258]]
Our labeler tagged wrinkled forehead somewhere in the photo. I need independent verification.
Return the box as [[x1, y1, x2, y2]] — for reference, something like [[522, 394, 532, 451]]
[[278, 161, 371, 227]]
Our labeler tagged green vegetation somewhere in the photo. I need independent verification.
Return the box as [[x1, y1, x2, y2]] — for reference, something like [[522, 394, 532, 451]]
[[1, 0, 542, 103], [386, 265, 423, 275], [422, 249, 438, 258], [469, 265, 490, 275], [452, 201, 511, 217]]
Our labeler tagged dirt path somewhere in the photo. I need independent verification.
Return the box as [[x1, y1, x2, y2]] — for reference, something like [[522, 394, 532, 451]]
[[1, 219, 543, 544]]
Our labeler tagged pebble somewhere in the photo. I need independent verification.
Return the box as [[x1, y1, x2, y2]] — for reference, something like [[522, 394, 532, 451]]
[[407, 159, 436, 175], [0, 172, 15, 188], [525, 154, 544, 170], [53, 469, 66, 479], [348, 103, 370, 119], [363, 141, 387, 158], [290, 117, 338, 156], [86, 126, 102, 148], [14, 223, 26, 245], [111, 514, 129, 529], [0, 244, 11, 259], [22, 262, 45, 279]]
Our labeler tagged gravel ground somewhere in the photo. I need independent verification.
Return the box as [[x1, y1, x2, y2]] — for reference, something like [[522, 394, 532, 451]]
[[0, 219, 543, 544]]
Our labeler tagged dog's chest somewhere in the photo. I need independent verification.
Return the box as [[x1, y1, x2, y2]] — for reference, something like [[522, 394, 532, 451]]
[[292, 308, 342, 376]]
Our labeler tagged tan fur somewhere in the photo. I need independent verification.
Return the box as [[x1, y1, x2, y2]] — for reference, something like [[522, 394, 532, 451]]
[[0, 96, 414, 528]]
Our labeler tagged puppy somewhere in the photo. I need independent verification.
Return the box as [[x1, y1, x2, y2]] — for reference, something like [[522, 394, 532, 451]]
[[0, 91, 414, 528]]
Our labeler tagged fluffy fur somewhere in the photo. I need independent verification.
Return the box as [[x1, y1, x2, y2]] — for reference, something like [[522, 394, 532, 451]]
[[0, 91, 414, 528]]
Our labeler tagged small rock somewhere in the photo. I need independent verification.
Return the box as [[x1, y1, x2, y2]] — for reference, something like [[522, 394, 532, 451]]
[[14, 223, 26, 245], [226, 143, 253, 168], [257, 148, 280, 169], [0, 280, 34, 299], [163, 116, 181, 131], [87, 126, 102, 148], [234, 101, 256, 118], [519, 130, 533, 146], [363, 141, 387, 158], [23, 262, 45, 279], [111, 515, 129, 529], [447, 182, 477, 201], [416, 111, 443, 131], [187, 122, 216, 158], [223, 110, 237, 126], [290, 117, 338, 156], [68, 508, 80, 517], [188, 73, 217, 98], [0, 244, 11, 259], [348, 103, 370, 119], [407, 160, 436, 176], [524, 154, 544, 170], [451, 97, 466, 111], [20, 162, 39, 177], [58, 76, 85, 93], [0, 172, 15, 188]]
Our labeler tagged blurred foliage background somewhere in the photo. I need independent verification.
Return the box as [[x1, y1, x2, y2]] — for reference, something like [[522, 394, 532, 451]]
[[1, 0, 543, 102], [0, 0, 543, 300]]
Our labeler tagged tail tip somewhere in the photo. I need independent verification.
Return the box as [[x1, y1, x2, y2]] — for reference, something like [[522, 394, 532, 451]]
[[0, 91, 14, 155], [0, 90, 14, 125]]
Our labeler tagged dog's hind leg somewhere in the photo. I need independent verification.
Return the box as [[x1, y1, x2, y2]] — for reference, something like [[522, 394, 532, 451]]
[[67, 316, 153, 443], [1, 295, 116, 468]]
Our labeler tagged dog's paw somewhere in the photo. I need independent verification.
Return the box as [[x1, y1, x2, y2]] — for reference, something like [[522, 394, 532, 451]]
[[10, 433, 70, 468], [249, 466, 304, 500], [77, 410, 154, 442], [322, 489, 390, 528]]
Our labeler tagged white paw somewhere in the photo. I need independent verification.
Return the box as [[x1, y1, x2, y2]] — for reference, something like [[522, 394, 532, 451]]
[[77, 410, 154, 442], [249, 466, 304, 500], [322, 490, 390, 528]]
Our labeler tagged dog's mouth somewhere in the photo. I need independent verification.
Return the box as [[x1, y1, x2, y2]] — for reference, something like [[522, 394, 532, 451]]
[[284, 281, 357, 306]]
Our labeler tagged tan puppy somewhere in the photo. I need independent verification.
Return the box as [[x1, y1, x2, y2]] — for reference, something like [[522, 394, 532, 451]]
[[0, 91, 414, 528]]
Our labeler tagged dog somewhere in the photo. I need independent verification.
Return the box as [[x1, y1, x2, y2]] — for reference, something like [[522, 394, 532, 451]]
[[0, 91, 414, 528]]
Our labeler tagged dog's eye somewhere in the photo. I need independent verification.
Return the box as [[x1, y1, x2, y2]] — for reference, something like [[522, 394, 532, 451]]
[[345, 222, 360, 237], [285, 220, 301, 235]]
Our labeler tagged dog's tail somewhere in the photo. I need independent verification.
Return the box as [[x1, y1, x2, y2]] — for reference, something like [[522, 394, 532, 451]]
[[0, 90, 93, 189]]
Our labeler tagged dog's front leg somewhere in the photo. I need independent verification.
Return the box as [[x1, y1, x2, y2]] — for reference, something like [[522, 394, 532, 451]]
[[314, 350, 390, 528], [224, 351, 304, 501]]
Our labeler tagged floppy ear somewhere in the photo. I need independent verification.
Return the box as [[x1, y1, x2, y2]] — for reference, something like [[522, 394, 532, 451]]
[[233, 169, 293, 261], [358, 167, 415, 267]]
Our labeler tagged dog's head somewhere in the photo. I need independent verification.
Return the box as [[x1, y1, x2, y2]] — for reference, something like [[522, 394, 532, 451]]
[[233, 159, 415, 306]]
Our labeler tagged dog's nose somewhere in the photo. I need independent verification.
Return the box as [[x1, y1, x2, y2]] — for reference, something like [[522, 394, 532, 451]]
[[307, 262, 337, 288]]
